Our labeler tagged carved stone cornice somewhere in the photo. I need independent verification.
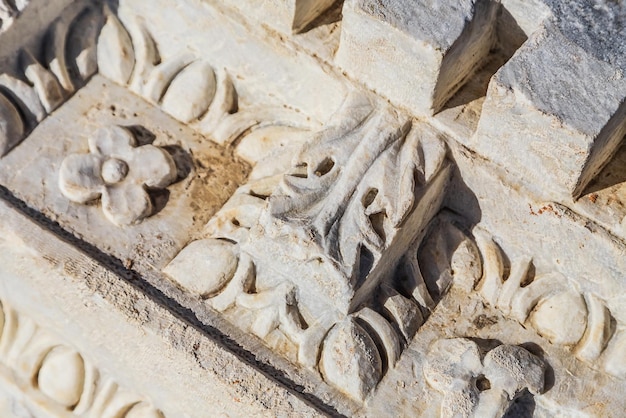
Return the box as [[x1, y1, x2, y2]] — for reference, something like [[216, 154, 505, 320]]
[[0, 0, 624, 416]]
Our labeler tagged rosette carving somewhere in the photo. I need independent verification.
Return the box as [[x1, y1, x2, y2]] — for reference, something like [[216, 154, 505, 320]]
[[59, 126, 177, 226]]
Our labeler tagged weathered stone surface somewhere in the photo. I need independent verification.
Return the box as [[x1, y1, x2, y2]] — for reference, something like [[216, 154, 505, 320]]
[[424, 339, 547, 418], [320, 317, 382, 401], [336, 0, 499, 115], [472, 2, 626, 199], [222, 0, 339, 34], [0, 0, 625, 416]]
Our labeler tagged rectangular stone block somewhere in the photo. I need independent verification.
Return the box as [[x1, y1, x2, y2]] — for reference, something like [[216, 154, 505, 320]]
[[336, 0, 499, 115], [222, 0, 338, 34], [472, 22, 626, 199]]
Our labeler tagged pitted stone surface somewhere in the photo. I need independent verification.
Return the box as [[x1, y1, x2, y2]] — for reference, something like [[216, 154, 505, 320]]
[[0, 0, 624, 417], [356, 0, 477, 50], [473, 1, 626, 199], [337, 0, 498, 115]]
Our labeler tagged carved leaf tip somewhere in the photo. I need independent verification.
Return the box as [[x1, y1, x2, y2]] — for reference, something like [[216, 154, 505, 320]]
[[161, 60, 217, 123], [21, 50, 65, 113], [0, 92, 25, 157], [127, 20, 160, 93], [97, 12, 135, 85]]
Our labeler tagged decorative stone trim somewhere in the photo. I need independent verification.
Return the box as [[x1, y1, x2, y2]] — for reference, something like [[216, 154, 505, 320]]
[[0, 299, 164, 417], [424, 338, 547, 418], [164, 93, 452, 400], [96, 10, 236, 134], [472, 231, 625, 379], [0, 0, 101, 156], [421, 213, 626, 380], [0, 0, 624, 415]]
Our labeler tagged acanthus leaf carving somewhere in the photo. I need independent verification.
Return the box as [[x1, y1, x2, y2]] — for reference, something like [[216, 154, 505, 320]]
[[268, 93, 423, 277], [164, 95, 452, 401]]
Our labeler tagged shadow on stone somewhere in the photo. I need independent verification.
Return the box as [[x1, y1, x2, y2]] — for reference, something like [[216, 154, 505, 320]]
[[519, 341, 555, 392], [503, 388, 536, 418], [581, 135, 626, 195], [298, 0, 344, 34], [126, 124, 156, 146], [149, 188, 170, 216], [443, 158, 482, 229], [163, 144, 194, 181], [441, 6, 527, 111]]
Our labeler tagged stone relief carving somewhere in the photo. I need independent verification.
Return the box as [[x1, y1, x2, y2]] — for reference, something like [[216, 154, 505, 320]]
[[424, 338, 547, 418], [59, 125, 177, 226], [165, 94, 452, 401], [0, 299, 164, 417], [0, 0, 28, 32], [423, 212, 626, 381], [0, 1, 241, 159], [0, 0, 101, 156], [474, 235, 624, 379], [0, 0, 623, 415], [96, 10, 239, 140]]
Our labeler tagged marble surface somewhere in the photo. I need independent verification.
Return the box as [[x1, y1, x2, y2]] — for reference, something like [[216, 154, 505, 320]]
[[0, 0, 623, 417]]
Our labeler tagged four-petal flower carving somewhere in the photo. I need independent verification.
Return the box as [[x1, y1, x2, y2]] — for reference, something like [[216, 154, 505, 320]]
[[59, 126, 177, 226]]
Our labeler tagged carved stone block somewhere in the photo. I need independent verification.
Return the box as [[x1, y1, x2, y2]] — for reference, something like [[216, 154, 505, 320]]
[[473, 3, 626, 199], [0, 0, 624, 416], [221, 0, 339, 34], [336, 0, 499, 115]]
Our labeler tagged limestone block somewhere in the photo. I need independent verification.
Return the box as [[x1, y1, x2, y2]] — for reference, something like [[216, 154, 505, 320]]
[[472, 7, 626, 199], [336, 0, 499, 115], [0, 199, 323, 417], [222, 0, 338, 34]]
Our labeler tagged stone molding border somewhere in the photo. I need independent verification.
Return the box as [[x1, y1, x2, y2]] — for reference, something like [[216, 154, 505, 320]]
[[0, 0, 624, 416], [0, 297, 165, 418]]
